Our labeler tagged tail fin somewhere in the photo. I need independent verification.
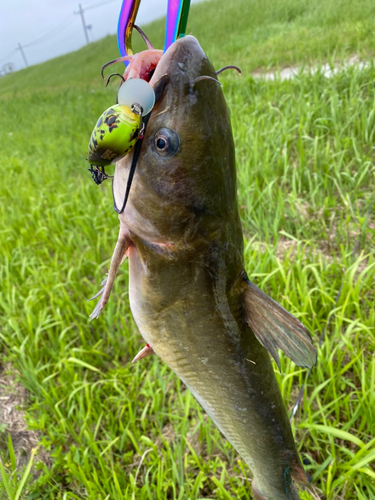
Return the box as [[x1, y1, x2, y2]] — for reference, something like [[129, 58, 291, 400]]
[[251, 460, 308, 500], [291, 458, 309, 486], [252, 482, 302, 500]]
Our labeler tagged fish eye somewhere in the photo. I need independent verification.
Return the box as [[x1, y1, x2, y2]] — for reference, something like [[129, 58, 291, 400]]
[[154, 128, 180, 158]]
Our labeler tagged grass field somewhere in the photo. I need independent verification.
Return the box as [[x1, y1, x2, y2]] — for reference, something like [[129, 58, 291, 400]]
[[0, 0, 374, 498]]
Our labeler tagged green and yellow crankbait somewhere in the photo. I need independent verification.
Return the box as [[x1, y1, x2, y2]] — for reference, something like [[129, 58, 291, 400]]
[[88, 103, 142, 167], [87, 78, 155, 184]]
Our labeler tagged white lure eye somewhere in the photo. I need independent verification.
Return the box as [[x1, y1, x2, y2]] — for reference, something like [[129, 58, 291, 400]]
[[117, 78, 155, 117]]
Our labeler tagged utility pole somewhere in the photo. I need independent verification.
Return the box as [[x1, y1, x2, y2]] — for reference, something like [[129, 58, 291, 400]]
[[75, 4, 90, 45], [17, 43, 28, 67]]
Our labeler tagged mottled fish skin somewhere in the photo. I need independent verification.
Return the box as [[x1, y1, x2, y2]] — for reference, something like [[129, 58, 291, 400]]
[[101, 36, 314, 499]]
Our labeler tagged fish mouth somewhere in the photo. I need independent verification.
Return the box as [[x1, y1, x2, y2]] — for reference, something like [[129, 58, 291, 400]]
[[117, 35, 206, 91]]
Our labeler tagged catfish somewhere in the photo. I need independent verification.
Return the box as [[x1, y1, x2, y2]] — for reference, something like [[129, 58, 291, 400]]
[[89, 36, 317, 500]]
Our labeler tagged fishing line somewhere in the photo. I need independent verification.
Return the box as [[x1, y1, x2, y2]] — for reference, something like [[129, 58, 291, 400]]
[[112, 113, 150, 214], [110, 74, 168, 214], [290, 192, 375, 422]]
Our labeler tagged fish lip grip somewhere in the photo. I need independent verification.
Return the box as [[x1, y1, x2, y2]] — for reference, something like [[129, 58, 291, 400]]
[[117, 0, 141, 65], [164, 0, 191, 53], [117, 0, 191, 65]]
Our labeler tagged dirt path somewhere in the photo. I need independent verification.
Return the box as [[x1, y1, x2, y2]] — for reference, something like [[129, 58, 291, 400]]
[[253, 56, 370, 80], [0, 364, 50, 472]]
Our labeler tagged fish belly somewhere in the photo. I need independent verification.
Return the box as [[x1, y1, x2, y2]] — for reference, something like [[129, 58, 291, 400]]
[[128, 249, 302, 499]]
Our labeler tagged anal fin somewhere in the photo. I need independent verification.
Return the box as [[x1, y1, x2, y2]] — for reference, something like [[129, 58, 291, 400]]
[[132, 344, 154, 364], [243, 278, 317, 370]]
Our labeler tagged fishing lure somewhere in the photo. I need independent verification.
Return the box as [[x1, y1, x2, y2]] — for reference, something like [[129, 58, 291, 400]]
[[87, 0, 191, 184], [87, 78, 155, 184]]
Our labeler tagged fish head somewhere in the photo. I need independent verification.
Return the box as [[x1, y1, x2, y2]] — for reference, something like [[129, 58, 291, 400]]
[[113, 36, 240, 251]]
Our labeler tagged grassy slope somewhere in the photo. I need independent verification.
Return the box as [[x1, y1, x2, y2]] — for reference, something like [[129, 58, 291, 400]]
[[0, 0, 375, 499]]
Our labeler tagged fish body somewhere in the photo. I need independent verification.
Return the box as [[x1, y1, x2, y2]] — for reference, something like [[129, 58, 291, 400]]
[[91, 36, 316, 499]]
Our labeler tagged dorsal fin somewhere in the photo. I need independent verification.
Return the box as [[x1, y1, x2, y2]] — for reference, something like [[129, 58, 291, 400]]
[[243, 278, 317, 370]]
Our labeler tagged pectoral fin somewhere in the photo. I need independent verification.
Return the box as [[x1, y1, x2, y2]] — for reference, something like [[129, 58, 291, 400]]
[[243, 279, 317, 370], [132, 344, 155, 364], [89, 228, 131, 320], [89, 275, 109, 301]]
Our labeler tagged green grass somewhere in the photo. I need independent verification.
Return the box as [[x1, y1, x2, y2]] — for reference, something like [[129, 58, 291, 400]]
[[0, 0, 375, 498]]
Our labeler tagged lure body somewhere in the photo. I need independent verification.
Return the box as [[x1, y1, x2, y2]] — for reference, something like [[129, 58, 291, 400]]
[[87, 104, 141, 167]]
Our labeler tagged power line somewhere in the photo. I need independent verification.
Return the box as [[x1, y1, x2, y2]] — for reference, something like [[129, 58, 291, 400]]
[[0, 49, 17, 65], [22, 14, 76, 48], [26, 29, 84, 51], [0, 0, 121, 70], [84, 0, 119, 11], [74, 0, 120, 44], [3, 14, 78, 70]]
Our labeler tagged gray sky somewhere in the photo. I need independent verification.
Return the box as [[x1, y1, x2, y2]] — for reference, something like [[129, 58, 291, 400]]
[[0, 0, 199, 71]]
